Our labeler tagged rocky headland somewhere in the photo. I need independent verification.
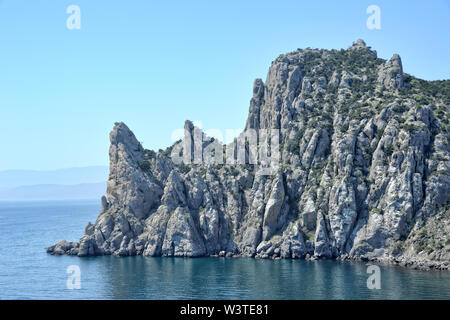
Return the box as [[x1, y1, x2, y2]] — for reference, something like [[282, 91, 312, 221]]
[[48, 40, 450, 270]]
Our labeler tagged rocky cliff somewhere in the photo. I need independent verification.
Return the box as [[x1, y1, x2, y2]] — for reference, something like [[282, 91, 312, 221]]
[[48, 40, 450, 270]]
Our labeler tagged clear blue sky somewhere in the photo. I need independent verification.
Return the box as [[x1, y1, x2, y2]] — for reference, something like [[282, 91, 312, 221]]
[[0, 0, 449, 170]]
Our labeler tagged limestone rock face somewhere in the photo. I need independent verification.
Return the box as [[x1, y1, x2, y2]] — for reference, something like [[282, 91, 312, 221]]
[[47, 40, 450, 270], [377, 54, 404, 89]]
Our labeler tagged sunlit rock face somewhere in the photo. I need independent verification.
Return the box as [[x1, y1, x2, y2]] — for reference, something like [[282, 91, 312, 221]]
[[48, 40, 450, 270]]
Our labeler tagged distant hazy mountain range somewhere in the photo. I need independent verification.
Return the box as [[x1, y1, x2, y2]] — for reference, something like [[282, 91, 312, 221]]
[[0, 166, 108, 201]]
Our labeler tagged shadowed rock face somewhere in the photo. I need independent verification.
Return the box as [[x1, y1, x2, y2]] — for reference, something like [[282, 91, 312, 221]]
[[47, 40, 450, 270]]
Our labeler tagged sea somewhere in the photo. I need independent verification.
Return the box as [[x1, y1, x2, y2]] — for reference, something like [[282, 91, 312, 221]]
[[0, 200, 449, 300]]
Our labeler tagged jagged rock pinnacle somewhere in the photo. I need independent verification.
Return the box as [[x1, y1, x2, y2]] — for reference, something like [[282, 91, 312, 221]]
[[351, 39, 368, 48]]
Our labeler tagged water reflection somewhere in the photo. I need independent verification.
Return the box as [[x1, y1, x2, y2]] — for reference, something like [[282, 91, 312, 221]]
[[3, 200, 448, 299], [95, 257, 450, 300]]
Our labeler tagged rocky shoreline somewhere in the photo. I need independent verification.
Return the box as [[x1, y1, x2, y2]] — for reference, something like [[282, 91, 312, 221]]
[[47, 239, 449, 271]]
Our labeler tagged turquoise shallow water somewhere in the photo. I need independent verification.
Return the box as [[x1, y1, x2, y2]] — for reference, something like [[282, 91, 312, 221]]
[[0, 200, 449, 300]]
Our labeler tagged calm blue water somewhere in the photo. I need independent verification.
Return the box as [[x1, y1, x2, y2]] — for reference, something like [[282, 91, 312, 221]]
[[0, 200, 449, 300]]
